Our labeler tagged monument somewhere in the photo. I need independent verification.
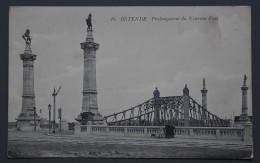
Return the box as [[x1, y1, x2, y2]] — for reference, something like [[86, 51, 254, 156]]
[[75, 14, 105, 124], [16, 29, 41, 131], [201, 78, 208, 110], [238, 75, 250, 122], [153, 87, 160, 125], [235, 75, 252, 141], [183, 84, 190, 126]]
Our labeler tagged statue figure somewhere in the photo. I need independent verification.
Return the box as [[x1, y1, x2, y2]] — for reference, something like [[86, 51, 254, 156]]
[[86, 13, 92, 29], [243, 74, 247, 86], [22, 29, 32, 43]]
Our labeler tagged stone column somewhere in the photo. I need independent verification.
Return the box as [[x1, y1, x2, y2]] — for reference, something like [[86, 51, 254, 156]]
[[20, 42, 37, 114], [201, 78, 208, 110], [80, 28, 99, 114], [239, 75, 250, 122], [76, 24, 105, 124], [238, 75, 252, 141], [183, 84, 190, 126], [201, 78, 208, 121], [153, 87, 160, 125], [16, 40, 41, 130]]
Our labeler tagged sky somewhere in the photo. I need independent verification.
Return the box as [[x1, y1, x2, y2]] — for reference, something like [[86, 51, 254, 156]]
[[9, 7, 251, 122]]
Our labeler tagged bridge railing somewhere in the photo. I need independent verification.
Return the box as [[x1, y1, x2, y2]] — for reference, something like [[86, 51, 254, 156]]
[[75, 124, 245, 141]]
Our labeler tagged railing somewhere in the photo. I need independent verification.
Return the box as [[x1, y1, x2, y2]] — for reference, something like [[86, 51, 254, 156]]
[[8, 124, 18, 129], [74, 125, 245, 141]]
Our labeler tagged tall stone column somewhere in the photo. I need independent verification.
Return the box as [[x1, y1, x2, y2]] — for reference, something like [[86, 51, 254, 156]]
[[201, 78, 208, 110], [183, 84, 190, 126], [153, 87, 160, 125], [239, 75, 250, 122], [76, 15, 105, 124], [80, 28, 99, 114], [238, 75, 252, 141], [16, 30, 40, 130], [20, 42, 37, 113], [201, 78, 208, 121]]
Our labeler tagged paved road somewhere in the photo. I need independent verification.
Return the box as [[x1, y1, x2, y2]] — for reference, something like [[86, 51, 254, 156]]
[[8, 130, 253, 158]]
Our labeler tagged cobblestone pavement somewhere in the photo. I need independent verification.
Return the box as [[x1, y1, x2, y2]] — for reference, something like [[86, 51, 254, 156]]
[[8, 130, 253, 158]]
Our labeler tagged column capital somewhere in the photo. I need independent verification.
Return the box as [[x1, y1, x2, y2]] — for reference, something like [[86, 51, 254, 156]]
[[80, 42, 99, 51], [20, 53, 37, 61], [82, 90, 98, 94], [201, 89, 208, 94], [241, 86, 248, 91]]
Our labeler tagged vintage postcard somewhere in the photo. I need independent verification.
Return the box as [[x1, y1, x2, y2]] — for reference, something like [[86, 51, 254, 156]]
[[8, 6, 252, 158]]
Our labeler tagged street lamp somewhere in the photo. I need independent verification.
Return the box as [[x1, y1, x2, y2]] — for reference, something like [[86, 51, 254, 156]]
[[52, 86, 61, 134], [33, 107, 36, 131], [48, 104, 51, 134]]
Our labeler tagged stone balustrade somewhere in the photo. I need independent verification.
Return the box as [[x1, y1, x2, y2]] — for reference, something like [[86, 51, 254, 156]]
[[74, 125, 246, 141]]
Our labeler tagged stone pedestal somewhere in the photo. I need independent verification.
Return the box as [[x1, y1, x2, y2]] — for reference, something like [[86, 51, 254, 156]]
[[60, 119, 69, 131], [17, 121, 41, 131], [242, 123, 253, 141], [74, 122, 81, 135]]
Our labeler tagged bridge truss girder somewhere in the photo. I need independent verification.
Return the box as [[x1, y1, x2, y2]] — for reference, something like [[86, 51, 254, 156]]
[[104, 96, 230, 127]]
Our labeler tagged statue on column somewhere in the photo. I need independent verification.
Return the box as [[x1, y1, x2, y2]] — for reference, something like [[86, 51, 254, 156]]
[[86, 13, 92, 29], [243, 74, 247, 86], [22, 29, 32, 43]]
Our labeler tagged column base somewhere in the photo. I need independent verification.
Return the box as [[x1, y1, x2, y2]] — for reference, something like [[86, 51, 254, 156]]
[[16, 120, 41, 131], [15, 113, 42, 131], [238, 114, 251, 123], [75, 112, 106, 125]]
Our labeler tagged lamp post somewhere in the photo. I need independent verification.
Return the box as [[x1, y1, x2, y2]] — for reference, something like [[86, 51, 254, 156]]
[[33, 107, 36, 131], [48, 104, 51, 134], [52, 86, 61, 134], [58, 107, 62, 133]]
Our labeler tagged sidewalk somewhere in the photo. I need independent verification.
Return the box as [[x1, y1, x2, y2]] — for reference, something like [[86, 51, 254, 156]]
[[8, 130, 253, 158]]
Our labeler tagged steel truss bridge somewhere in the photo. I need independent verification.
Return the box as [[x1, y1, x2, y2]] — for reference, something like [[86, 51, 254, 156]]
[[104, 96, 230, 127]]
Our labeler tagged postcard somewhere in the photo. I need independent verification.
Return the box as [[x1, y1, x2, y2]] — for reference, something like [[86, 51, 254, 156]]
[[8, 6, 252, 159]]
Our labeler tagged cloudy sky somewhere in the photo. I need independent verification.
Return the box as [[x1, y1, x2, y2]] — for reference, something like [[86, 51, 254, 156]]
[[9, 7, 251, 122]]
